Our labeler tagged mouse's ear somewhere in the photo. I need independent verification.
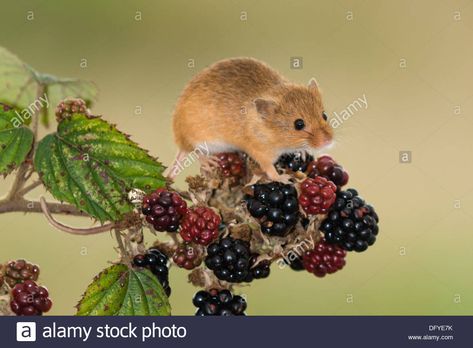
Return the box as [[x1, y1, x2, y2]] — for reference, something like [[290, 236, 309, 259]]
[[308, 77, 319, 91], [254, 98, 279, 117]]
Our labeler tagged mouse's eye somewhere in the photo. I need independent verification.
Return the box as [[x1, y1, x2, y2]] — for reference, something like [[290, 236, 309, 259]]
[[322, 112, 328, 121], [294, 118, 305, 130]]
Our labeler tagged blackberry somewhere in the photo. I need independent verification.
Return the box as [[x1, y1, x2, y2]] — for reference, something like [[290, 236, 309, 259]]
[[283, 254, 305, 271], [55, 98, 89, 122], [276, 152, 314, 173], [320, 189, 379, 252], [172, 244, 203, 270], [180, 206, 221, 245], [245, 182, 299, 237], [10, 280, 52, 316], [142, 188, 187, 232], [303, 238, 347, 277], [216, 152, 246, 180], [298, 176, 337, 215], [307, 155, 349, 187], [193, 289, 247, 316], [205, 237, 270, 283], [4, 259, 40, 288], [133, 248, 171, 297]]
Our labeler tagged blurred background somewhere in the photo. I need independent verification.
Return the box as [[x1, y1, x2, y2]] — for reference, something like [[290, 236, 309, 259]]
[[0, 0, 472, 315]]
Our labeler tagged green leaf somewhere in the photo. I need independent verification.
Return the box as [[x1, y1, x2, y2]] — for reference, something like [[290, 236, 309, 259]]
[[0, 47, 37, 110], [0, 109, 34, 175], [0, 46, 98, 127], [34, 113, 166, 222], [76, 264, 171, 316]]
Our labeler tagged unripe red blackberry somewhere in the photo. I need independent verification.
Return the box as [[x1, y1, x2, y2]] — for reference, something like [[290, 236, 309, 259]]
[[298, 176, 337, 215], [172, 244, 203, 270], [303, 239, 347, 277], [307, 155, 349, 188], [142, 189, 188, 232], [10, 280, 52, 316], [216, 152, 246, 180], [193, 289, 247, 316], [55, 98, 89, 122], [179, 207, 221, 245], [4, 259, 40, 288]]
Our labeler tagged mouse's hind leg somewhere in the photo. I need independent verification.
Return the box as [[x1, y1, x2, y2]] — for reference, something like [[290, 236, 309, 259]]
[[166, 150, 188, 180]]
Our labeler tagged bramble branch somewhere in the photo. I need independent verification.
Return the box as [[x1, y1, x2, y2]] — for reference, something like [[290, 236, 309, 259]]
[[39, 197, 115, 235], [0, 197, 85, 216]]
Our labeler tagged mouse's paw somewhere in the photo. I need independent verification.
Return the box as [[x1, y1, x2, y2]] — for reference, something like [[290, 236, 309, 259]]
[[199, 155, 220, 173]]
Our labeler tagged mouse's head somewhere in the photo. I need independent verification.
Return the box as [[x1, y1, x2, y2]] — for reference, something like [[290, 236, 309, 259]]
[[253, 78, 333, 151]]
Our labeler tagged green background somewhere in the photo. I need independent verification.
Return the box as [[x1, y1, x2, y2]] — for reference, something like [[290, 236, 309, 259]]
[[1, 0, 472, 315]]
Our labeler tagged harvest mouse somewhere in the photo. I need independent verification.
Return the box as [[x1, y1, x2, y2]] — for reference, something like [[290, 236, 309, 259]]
[[170, 58, 333, 181]]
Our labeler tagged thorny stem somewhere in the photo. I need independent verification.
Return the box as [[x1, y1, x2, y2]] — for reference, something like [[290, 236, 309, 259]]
[[39, 197, 115, 235], [16, 180, 42, 197], [114, 229, 131, 266], [0, 197, 85, 216]]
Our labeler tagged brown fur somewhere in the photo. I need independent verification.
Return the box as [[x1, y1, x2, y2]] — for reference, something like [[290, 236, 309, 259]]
[[172, 57, 333, 180]]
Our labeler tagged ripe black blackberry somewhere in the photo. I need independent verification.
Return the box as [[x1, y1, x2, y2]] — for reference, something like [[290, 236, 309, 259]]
[[142, 189, 187, 232], [205, 237, 270, 283], [245, 182, 299, 237], [320, 189, 379, 252], [276, 152, 314, 173], [133, 248, 171, 297], [283, 254, 305, 271], [193, 289, 247, 316]]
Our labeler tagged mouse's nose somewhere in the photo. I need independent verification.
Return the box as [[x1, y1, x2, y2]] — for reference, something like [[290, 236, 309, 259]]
[[321, 137, 334, 148]]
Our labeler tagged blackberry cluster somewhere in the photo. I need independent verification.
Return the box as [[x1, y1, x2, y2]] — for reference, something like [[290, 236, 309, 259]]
[[142, 189, 187, 232], [10, 280, 52, 316], [245, 182, 299, 237], [205, 237, 270, 283], [55, 98, 88, 122], [172, 244, 203, 270], [193, 289, 247, 316], [302, 239, 347, 277], [298, 176, 337, 215], [4, 259, 40, 288], [216, 152, 246, 180], [307, 155, 349, 187], [180, 207, 221, 245], [320, 189, 379, 252], [276, 152, 314, 173], [133, 248, 171, 296]]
